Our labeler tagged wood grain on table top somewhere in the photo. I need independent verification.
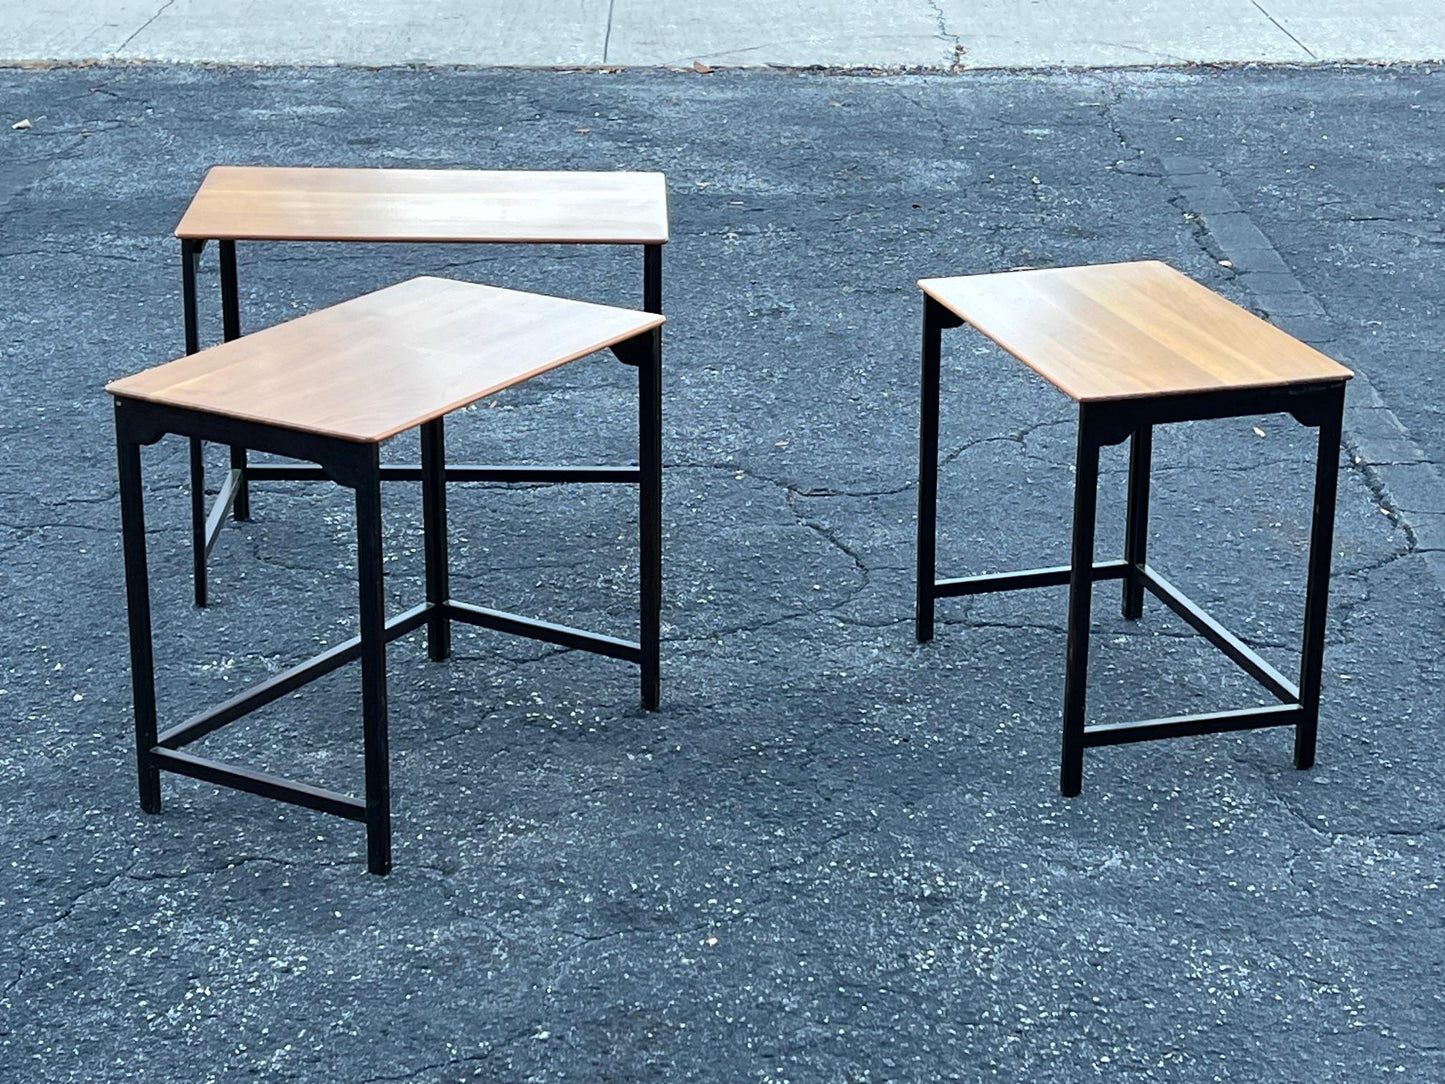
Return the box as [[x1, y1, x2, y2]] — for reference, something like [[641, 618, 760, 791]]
[[107, 277, 663, 443], [919, 261, 1352, 402], [175, 166, 670, 244]]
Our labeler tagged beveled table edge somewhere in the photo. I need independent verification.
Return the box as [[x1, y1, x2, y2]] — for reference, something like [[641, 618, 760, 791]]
[[173, 165, 671, 245], [105, 276, 666, 444], [917, 261, 1354, 403]]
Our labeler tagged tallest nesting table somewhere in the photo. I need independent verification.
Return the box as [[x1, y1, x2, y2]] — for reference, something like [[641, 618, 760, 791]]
[[175, 166, 669, 606]]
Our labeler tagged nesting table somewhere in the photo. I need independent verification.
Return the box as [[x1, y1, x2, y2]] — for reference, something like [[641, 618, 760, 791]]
[[174, 166, 669, 606], [110, 277, 664, 874], [915, 260, 1353, 794]]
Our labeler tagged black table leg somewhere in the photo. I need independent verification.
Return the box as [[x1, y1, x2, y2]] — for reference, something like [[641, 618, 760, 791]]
[[1061, 406, 1102, 797], [181, 240, 201, 358], [916, 298, 945, 643], [644, 243, 662, 315], [181, 238, 209, 608], [640, 242, 664, 710], [421, 418, 451, 662], [116, 402, 161, 814], [1122, 425, 1153, 619], [354, 448, 392, 874], [1295, 384, 1345, 770], [219, 239, 250, 522], [638, 327, 663, 711]]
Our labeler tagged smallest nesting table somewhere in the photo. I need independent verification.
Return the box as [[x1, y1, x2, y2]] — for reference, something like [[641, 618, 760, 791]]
[[915, 261, 1353, 795], [109, 276, 664, 874]]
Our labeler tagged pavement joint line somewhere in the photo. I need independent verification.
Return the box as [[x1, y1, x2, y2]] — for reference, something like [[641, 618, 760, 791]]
[[1158, 152, 1445, 598], [1248, 0, 1316, 61], [114, 0, 178, 58], [602, 0, 616, 65]]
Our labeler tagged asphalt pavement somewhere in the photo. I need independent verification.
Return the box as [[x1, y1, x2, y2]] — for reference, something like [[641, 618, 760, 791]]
[[0, 63, 1443, 1082]]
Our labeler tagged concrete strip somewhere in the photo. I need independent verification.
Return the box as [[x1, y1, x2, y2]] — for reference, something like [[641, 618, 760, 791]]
[[120, 0, 610, 66], [605, 0, 951, 68], [3, 0, 612, 67], [1260, 0, 1445, 62], [1, 0, 155, 60], [1, 0, 1442, 67], [937, 0, 1310, 67]]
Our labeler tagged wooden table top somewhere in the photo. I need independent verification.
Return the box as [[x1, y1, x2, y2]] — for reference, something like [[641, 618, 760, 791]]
[[175, 166, 670, 245], [107, 277, 664, 443], [919, 261, 1352, 402]]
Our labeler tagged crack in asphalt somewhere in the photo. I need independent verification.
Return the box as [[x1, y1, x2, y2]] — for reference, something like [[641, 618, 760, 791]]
[[356, 1030, 534, 1084]]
